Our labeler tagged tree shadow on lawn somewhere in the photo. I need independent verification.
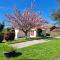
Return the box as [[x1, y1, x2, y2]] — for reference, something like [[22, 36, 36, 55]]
[[12, 52, 22, 57], [4, 51, 22, 58]]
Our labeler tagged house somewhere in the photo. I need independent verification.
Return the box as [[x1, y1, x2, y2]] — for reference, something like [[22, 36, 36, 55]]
[[15, 24, 53, 39], [29, 25, 52, 37], [50, 27, 60, 37], [13, 10, 56, 39]]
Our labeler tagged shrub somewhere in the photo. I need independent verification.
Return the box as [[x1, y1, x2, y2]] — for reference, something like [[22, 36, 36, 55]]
[[46, 33, 50, 36], [0, 32, 4, 43], [0, 22, 4, 43], [0, 23, 4, 32], [4, 29, 15, 41], [4, 32, 10, 41]]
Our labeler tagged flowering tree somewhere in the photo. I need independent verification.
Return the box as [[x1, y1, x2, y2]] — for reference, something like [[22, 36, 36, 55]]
[[6, 8, 48, 37]]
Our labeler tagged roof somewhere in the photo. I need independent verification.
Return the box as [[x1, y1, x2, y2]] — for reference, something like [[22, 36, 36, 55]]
[[51, 27, 60, 32], [32, 24, 53, 30]]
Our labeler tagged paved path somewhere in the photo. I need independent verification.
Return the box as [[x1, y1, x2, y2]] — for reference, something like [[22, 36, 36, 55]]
[[54, 36, 60, 38], [11, 39, 50, 48]]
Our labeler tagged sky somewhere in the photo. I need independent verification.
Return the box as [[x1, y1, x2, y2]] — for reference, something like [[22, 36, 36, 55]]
[[0, 0, 59, 26]]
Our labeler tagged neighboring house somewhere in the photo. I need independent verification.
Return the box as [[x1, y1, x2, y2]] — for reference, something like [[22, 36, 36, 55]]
[[15, 24, 53, 39], [50, 27, 60, 37]]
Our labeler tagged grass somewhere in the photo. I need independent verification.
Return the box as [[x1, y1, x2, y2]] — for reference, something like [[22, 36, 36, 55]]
[[7, 37, 52, 44], [11, 39, 60, 60], [0, 43, 15, 60], [6, 38, 28, 44], [7, 37, 42, 44], [0, 39, 60, 60]]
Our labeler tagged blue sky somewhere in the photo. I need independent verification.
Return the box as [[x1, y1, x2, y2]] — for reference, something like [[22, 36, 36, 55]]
[[0, 0, 59, 26]]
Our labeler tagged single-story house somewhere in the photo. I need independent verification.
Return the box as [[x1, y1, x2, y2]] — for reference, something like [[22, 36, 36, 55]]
[[14, 24, 53, 39]]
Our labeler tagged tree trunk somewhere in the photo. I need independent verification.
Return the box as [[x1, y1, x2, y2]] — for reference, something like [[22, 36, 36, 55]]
[[25, 32, 28, 40], [25, 32, 28, 37], [22, 30, 30, 40]]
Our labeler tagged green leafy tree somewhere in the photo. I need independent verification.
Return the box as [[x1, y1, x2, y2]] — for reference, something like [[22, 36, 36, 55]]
[[51, 0, 60, 26], [0, 23, 4, 32]]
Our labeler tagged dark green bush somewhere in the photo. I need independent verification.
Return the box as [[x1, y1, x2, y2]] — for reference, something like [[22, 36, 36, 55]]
[[0, 33, 4, 43], [0, 23, 4, 32], [4, 29, 15, 41], [9, 30, 15, 40], [0, 22, 4, 43], [46, 33, 50, 36]]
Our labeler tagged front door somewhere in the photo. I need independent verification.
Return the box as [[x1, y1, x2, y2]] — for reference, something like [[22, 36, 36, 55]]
[[37, 29, 42, 36]]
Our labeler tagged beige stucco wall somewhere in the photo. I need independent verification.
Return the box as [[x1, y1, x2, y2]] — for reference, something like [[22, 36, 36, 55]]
[[30, 29, 37, 37]]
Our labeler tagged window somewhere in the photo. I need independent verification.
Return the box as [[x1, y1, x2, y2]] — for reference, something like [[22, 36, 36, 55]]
[[30, 31, 34, 36]]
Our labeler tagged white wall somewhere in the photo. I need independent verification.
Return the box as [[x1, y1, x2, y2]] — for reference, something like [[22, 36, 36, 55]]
[[15, 29, 19, 39]]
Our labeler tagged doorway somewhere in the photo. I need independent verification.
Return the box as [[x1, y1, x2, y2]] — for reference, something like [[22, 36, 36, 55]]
[[37, 29, 42, 36]]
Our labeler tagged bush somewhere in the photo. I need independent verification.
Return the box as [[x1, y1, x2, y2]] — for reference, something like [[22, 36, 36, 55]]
[[0, 22, 4, 43], [0, 23, 4, 32], [0, 33, 4, 43], [46, 33, 50, 36], [4, 29, 15, 41]]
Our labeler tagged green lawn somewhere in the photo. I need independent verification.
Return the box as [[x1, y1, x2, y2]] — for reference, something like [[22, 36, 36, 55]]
[[0, 43, 15, 60], [11, 39, 60, 60], [0, 39, 60, 60], [7, 37, 42, 44], [7, 38, 27, 44], [6, 37, 55, 44]]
